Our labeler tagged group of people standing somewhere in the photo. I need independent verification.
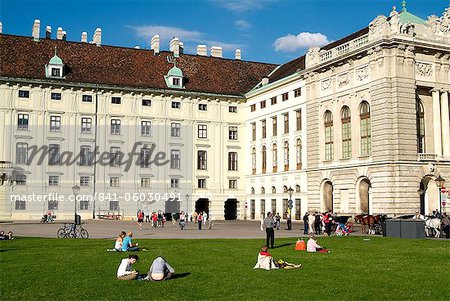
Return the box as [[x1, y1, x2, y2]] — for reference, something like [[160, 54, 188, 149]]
[[303, 211, 335, 236], [137, 210, 166, 230]]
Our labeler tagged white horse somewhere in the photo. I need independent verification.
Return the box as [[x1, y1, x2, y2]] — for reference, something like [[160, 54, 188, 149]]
[[425, 217, 441, 238]]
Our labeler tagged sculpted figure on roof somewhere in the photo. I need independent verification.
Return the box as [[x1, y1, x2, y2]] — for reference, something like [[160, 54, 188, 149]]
[[426, 6, 450, 35]]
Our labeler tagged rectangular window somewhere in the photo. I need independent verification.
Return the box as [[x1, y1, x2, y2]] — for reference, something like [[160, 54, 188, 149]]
[[325, 124, 334, 161], [170, 178, 179, 188], [111, 97, 121, 104], [260, 100, 266, 109], [82, 95, 92, 102], [282, 92, 289, 101], [261, 120, 266, 139], [51, 68, 61, 77], [140, 148, 151, 168], [294, 88, 302, 97], [229, 106, 237, 113], [111, 119, 121, 135], [15, 200, 26, 210], [172, 101, 181, 109], [110, 177, 119, 187], [48, 176, 59, 186], [251, 123, 256, 141], [51, 92, 61, 100], [141, 178, 151, 188], [198, 179, 206, 189], [170, 150, 181, 169], [110, 147, 121, 167], [198, 124, 207, 139], [250, 104, 256, 112], [228, 152, 238, 171], [50, 115, 61, 132], [342, 120, 352, 159], [229, 179, 237, 189], [48, 200, 58, 211], [16, 143, 28, 165], [272, 116, 277, 136], [172, 78, 181, 86], [270, 97, 277, 105], [296, 109, 302, 131], [80, 145, 92, 166], [48, 144, 60, 165], [141, 121, 151, 136], [229, 126, 238, 140], [283, 113, 289, 134], [18, 114, 29, 130], [16, 174, 26, 185], [198, 104, 207, 111], [197, 150, 207, 170], [80, 176, 90, 186], [79, 201, 89, 210], [142, 99, 152, 106], [171, 123, 181, 137], [18, 90, 30, 98], [81, 117, 92, 133], [110, 201, 119, 211]]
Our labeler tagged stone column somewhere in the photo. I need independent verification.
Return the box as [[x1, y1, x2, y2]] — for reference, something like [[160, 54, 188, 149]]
[[432, 89, 442, 156], [441, 91, 450, 157]]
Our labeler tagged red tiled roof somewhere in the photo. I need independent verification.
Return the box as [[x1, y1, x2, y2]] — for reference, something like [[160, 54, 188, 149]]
[[0, 34, 277, 97]]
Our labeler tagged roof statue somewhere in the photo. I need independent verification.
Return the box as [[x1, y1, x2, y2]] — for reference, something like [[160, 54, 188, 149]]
[[426, 6, 450, 35]]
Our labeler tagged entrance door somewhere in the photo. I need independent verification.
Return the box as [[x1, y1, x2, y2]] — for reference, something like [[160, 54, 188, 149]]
[[195, 198, 209, 214], [224, 199, 238, 220], [250, 199, 255, 219]]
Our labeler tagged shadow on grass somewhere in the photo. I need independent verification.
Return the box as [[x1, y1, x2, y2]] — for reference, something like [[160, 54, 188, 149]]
[[170, 272, 190, 280], [272, 243, 295, 249]]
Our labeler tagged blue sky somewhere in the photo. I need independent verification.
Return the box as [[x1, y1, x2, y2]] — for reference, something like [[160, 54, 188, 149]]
[[0, 0, 448, 64]]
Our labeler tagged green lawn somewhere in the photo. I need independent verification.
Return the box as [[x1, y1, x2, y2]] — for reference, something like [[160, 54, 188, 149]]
[[0, 237, 449, 300]]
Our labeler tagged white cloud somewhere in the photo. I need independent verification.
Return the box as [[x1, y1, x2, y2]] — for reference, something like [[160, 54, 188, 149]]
[[235, 20, 251, 30], [213, 0, 273, 13], [273, 32, 330, 52]]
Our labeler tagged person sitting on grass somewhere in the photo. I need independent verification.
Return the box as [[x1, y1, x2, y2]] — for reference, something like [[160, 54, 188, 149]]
[[253, 246, 301, 270], [307, 235, 330, 253], [117, 254, 139, 280], [147, 256, 175, 281], [115, 231, 126, 251], [121, 232, 140, 252]]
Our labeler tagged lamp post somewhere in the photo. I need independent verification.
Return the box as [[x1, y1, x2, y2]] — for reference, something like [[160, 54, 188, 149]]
[[72, 185, 80, 224], [435, 175, 445, 215], [185, 193, 190, 216], [287, 187, 294, 230]]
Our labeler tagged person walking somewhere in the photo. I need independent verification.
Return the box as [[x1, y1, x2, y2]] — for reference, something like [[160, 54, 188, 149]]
[[145, 209, 150, 223], [314, 212, 322, 235], [208, 212, 213, 230], [275, 213, 281, 230], [286, 213, 292, 230], [303, 212, 309, 235], [442, 213, 450, 239], [263, 212, 275, 248], [324, 211, 333, 236], [203, 211, 208, 227], [197, 212, 203, 230], [179, 211, 186, 230], [137, 210, 144, 230]]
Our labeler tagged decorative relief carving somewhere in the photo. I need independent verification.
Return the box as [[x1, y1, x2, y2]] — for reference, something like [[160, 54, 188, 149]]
[[337, 73, 349, 88], [321, 79, 331, 91], [416, 62, 433, 77], [369, 15, 388, 34], [427, 7, 450, 35], [355, 66, 369, 81]]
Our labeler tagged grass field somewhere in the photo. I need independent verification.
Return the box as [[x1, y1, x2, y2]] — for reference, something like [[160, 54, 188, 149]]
[[0, 236, 449, 300]]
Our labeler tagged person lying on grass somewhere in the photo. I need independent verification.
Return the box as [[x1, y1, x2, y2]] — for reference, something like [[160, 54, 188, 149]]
[[146, 256, 175, 281], [253, 245, 301, 270], [307, 235, 330, 253], [117, 254, 139, 280]]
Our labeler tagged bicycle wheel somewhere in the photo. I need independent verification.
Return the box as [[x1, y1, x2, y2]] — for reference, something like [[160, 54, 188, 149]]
[[80, 229, 89, 239], [57, 228, 66, 238]]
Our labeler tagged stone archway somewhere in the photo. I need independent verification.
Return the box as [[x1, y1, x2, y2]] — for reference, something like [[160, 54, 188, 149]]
[[224, 199, 238, 220], [419, 176, 439, 216], [322, 181, 333, 212], [357, 178, 371, 214]]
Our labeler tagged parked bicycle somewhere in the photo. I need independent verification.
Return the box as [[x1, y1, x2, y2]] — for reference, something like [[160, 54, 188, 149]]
[[56, 223, 89, 239]]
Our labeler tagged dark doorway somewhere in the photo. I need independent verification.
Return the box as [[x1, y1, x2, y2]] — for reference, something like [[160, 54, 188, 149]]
[[419, 181, 425, 215], [224, 199, 238, 220], [195, 198, 209, 214], [165, 198, 180, 214], [250, 199, 255, 220]]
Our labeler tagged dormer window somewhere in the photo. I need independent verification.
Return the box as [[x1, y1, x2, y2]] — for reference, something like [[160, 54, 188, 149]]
[[164, 65, 185, 89], [45, 48, 65, 79], [173, 78, 180, 86]]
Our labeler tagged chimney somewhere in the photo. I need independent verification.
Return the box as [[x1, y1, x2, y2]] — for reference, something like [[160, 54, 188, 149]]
[[62, 31, 67, 41], [45, 26, 51, 39], [0, 22, 2, 34], [81, 32, 87, 42], [93, 28, 102, 46], [211, 46, 223, 58], [179, 42, 184, 55], [150, 35, 160, 54], [170, 37, 180, 57], [235, 49, 241, 60], [197, 45, 207, 56], [32, 19, 40, 41], [134, 45, 140, 49], [56, 27, 63, 40]]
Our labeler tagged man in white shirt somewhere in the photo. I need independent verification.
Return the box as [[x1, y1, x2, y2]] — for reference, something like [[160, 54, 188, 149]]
[[117, 254, 139, 280]]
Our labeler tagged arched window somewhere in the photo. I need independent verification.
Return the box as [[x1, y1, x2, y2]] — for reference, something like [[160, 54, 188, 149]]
[[417, 101, 425, 153], [360, 102, 371, 156], [251, 187, 255, 195], [283, 185, 288, 193], [271, 186, 276, 194], [341, 106, 351, 159], [324, 110, 333, 160], [284, 141, 289, 171], [262, 145, 267, 174], [261, 187, 266, 195], [296, 139, 302, 170], [295, 185, 301, 193], [251, 147, 256, 175], [272, 144, 278, 172]]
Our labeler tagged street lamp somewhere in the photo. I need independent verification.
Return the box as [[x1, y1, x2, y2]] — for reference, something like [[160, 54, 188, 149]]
[[72, 185, 80, 224], [435, 175, 445, 214], [185, 193, 190, 215], [287, 187, 294, 230]]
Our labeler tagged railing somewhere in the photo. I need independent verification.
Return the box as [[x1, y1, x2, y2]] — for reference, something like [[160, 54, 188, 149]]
[[336, 43, 350, 55], [320, 50, 332, 62], [319, 34, 369, 64], [0, 161, 13, 169], [418, 153, 438, 161]]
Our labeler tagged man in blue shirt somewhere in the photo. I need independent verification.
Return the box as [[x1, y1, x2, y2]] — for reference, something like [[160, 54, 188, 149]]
[[122, 231, 139, 251]]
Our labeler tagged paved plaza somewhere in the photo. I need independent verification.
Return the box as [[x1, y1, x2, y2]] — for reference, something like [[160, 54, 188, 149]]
[[0, 219, 365, 239]]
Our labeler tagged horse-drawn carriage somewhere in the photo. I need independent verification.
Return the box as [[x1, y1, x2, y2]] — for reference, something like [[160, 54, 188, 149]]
[[354, 214, 387, 235]]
